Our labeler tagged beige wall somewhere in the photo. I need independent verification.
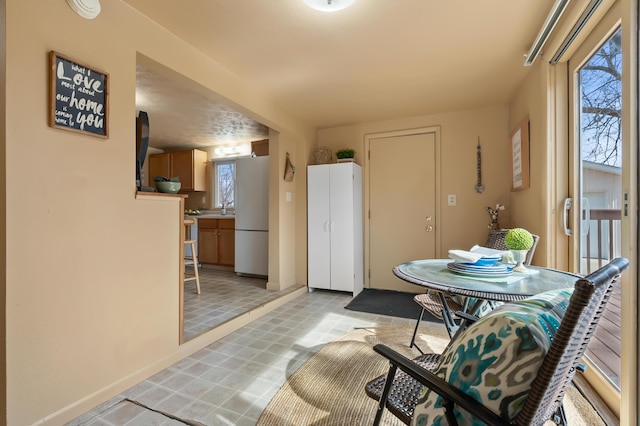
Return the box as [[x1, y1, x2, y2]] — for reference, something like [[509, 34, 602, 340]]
[[507, 62, 550, 267], [3, 0, 312, 424], [316, 106, 514, 289], [267, 129, 304, 291]]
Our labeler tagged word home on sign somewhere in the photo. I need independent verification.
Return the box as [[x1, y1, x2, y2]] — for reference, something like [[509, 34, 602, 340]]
[[49, 51, 109, 138]]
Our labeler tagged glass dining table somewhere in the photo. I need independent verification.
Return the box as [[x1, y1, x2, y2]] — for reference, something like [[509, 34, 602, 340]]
[[396, 258, 582, 340], [394, 259, 580, 303]]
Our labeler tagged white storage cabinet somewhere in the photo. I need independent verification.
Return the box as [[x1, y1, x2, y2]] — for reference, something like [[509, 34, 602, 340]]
[[307, 163, 363, 296]]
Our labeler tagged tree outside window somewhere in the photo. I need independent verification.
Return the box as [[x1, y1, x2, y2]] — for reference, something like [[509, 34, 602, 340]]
[[214, 161, 235, 208], [580, 29, 622, 167]]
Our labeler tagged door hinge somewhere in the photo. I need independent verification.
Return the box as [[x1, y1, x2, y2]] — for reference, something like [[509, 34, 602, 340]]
[[368, 210, 371, 219], [368, 150, 370, 160]]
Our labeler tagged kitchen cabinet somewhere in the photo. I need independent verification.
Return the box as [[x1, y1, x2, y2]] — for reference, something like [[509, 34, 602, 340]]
[[149, 149, 208, 192], [198, 218, 235, 266], [251, 139, 269, 156], [307, 163, 363, 296]]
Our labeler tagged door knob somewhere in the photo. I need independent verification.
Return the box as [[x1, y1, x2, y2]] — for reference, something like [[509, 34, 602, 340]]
[[426, 216, 432, 221], [425, 225, 433, 232]]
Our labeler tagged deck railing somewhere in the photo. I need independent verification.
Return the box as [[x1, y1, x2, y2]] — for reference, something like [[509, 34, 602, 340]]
[[583, 208, 622, 274], [582, 208, 623, 388]]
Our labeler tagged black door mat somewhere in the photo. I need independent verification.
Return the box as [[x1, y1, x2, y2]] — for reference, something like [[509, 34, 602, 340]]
[[345, 288, 440, 321]]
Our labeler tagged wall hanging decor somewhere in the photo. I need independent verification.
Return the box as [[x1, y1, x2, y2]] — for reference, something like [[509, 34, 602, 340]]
[[284, 152, 295, 182], [510, 118, 530, 191], [474, 137, 484, 193], [49, 51, 109, 138]]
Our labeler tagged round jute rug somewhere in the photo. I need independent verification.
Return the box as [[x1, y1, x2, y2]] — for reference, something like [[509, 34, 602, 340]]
[[256, 325, 604, 426]]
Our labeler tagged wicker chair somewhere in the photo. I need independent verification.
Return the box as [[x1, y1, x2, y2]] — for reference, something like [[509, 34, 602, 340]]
[[366, 257, 629, 426], [410, 229, 540, 345]]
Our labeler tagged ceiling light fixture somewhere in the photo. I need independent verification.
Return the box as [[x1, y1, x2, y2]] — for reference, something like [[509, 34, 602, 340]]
[[66, 0, 101, 19], [523, 0, 570, 66], [214, 146, 241, 156], [304, 0, 356, 13]]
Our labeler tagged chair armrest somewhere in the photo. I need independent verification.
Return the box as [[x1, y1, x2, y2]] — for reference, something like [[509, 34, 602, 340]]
[[373, 344, 509, 426], [454, 311, 479, 324]]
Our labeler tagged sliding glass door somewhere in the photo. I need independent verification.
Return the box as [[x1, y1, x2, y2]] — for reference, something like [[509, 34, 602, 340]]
[[568, 20, 623, 404]]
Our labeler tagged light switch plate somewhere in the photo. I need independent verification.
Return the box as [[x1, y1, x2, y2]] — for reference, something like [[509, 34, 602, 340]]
[[286, 191, 292, 202], [447, 194, 456, 206]]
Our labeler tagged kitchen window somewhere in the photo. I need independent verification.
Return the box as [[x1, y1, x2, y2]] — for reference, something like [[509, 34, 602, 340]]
[[213, 160, 235, 208]]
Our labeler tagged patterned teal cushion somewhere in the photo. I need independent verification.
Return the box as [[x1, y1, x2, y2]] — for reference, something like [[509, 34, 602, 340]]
[[412, 288, 573, 426]]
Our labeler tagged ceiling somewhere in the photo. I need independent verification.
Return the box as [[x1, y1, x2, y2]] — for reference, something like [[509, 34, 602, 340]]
[[136, 63, 269, 150], [127, 0, 554, 151]]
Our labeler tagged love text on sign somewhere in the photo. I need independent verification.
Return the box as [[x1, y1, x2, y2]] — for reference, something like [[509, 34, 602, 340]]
[[49, 51, 109, 138]]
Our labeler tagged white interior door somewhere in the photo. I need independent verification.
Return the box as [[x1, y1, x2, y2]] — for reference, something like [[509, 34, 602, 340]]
[[368, 131, 437, 292]]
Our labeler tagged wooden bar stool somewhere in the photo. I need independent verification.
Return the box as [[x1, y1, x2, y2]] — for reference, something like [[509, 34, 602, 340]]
[[183, 218, 201, 294]]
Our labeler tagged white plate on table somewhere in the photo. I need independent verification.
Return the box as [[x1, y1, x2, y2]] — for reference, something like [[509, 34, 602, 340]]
[[447, 262, 513, 277]]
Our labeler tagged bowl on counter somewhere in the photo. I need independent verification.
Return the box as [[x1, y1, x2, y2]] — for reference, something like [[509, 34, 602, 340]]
[[155, 181, 181, 194]]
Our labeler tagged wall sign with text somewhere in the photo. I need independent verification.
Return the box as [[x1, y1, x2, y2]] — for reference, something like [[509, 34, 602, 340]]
[[49, 51, 109, 138], [510, 118, 530, 191]]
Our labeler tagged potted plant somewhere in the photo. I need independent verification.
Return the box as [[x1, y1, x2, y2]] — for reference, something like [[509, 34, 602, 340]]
[[336, 148, 356, 163], [504, 228, 534, 272]]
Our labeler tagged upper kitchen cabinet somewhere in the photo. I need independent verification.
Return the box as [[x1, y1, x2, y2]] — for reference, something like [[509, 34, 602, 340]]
[[251, 139, 269, 157], [149, 149, 208, 192]]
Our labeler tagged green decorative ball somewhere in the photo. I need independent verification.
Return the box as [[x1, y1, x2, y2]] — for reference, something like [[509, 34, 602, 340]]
[[505, 228, 534, 250]]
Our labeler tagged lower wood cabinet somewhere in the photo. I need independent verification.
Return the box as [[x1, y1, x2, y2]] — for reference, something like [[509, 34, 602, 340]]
[[198, 218, 235, 266]]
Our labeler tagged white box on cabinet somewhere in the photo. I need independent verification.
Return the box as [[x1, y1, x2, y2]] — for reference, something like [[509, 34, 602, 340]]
[[307, 163, 363, 296]]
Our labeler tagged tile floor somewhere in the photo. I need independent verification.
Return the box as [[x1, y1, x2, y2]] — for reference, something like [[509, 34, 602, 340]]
[[183, 268, 302, 341], [68, 278, 428, 425]]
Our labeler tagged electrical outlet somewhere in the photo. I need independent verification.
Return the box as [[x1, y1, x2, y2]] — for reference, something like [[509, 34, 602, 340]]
[[447, 194, 457, 206]]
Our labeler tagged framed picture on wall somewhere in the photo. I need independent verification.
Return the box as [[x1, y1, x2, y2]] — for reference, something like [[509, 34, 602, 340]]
[[49, 51, 109, 138], [510, 117, 530, 191]]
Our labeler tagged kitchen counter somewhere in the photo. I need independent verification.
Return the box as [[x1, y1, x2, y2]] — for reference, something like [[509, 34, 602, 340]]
[[185, 213, 235, 219]]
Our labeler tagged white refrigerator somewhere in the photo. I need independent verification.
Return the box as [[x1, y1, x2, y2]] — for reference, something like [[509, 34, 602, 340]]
[[235, 156, 269, 277]]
